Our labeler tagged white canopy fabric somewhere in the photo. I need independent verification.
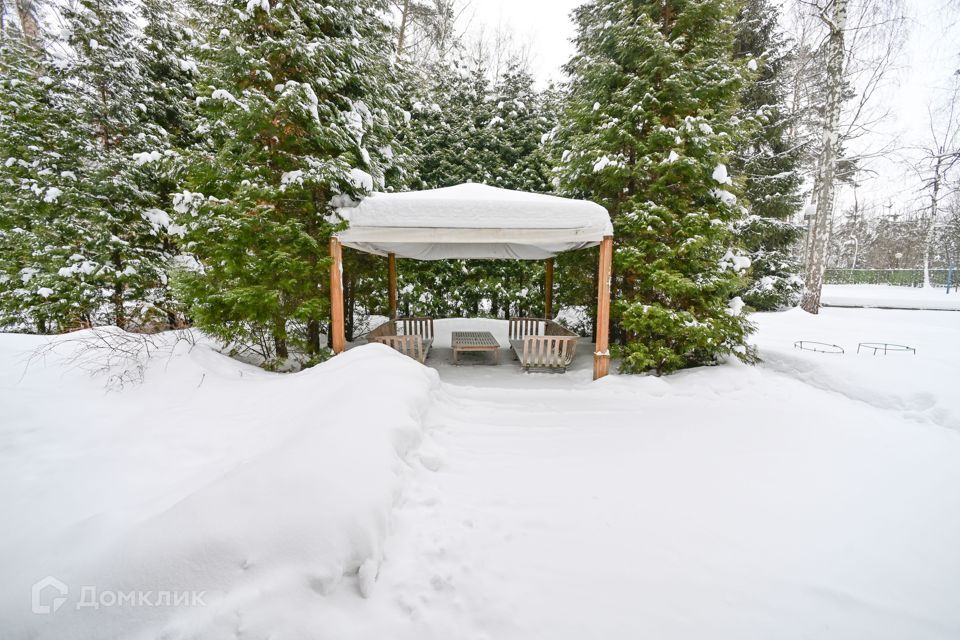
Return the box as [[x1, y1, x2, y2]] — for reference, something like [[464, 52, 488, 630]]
[[336, 183, 613, 260]]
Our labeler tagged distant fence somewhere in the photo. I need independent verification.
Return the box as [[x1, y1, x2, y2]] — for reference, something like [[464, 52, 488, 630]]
[[824, 268, 955, 288]]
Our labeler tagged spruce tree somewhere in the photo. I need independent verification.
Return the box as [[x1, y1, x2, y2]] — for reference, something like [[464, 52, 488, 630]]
[[176, 0, 405, 365], [393, 59, 514, 319], [555, 0, 757, 374], [731, 0, 805, 310]]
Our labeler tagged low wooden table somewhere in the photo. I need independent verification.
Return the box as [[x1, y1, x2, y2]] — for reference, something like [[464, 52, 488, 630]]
[[451, 331, 501, 365]]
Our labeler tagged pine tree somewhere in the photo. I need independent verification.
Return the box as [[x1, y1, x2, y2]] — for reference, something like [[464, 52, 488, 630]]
[[731, 0, 805, 311], [403, 59, 554, 192], [555, 0, 757, 374], [394, 59, 521, 319], [175, 0, 405, 365]]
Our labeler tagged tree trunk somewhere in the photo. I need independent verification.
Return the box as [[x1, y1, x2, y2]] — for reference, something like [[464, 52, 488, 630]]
[[113, 281, 126, 330], [307, 319, 321, 355], [109, 233, 126, 328], [396, 0, 410, 52], [800, 0, 848, 314], [923, 158, 943, 289], [16, 0, 40, 44], [273, 331, 288, 360]]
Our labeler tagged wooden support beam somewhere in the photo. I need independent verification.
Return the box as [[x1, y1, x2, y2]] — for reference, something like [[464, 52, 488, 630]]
[[593, 235, 613, 380], [388, 252, 397, 320], [544, 257, 554, 320], [329, 236, 346, 354]]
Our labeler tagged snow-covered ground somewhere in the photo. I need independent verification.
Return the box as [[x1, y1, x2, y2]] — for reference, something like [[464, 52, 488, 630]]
[[2, 308, 959, 639], [822, 283, 960, 310]]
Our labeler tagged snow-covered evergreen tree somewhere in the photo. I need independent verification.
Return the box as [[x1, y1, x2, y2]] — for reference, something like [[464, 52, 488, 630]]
[[1, 1, 199, 333], [404, 59, 554, 192], [396, 57, 558, 320], [731, 0, 805, 311], [486, 64, 556, 191], [1, 0, 182, 332], [139, 0, 197, 149], [555, 0, 757, 374], [0, 36, 95, 331], [175, 0, 405, 365], [58, 0, 179, 330], [133, 0, 199, 326]]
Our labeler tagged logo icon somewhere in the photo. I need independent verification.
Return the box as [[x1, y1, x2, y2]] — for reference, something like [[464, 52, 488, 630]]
[[32, 576, 68, 614]]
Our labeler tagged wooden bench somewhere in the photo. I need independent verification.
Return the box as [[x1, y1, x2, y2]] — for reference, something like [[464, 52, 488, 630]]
[[508, 317, 579, 372], [367, 317, 434, 363]]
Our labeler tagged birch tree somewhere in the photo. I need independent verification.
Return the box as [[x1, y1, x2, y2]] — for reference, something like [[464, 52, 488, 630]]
[[0, 0, 42, 42], [793, 0, 906, 312], [392, 0, 463, 63], [914, 78, 960, 287], [800, 0, 848, 313]]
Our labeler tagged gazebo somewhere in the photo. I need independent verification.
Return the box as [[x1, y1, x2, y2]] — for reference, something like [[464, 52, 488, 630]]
[[329, 183, 614, 379]]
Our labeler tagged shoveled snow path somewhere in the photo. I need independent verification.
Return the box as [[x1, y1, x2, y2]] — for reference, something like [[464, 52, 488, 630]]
[[363, 365, 960, 640]]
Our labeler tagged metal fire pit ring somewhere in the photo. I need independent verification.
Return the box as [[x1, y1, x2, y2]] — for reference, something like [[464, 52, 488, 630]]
[[794, 341, 844, 354], [857, 342, 916, 355]]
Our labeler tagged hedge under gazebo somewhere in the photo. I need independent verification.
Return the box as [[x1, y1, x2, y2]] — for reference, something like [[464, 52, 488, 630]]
[[329, 183, 614, 379]]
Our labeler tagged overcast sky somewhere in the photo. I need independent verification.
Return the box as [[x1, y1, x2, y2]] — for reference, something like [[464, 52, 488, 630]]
[[875, 0, 960, 213], [461, 0, 583, 85], [463, 0, 960, 215]]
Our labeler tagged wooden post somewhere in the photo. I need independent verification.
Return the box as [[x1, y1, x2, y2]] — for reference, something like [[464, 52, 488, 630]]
[[544, 258, 554, 319], [593, 236, 613, 380], [330, 236, 346, 354], [388, 252, 397, 320]]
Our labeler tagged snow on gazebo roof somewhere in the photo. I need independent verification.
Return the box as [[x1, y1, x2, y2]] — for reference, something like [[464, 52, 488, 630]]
[[336, 183, 613, 260]]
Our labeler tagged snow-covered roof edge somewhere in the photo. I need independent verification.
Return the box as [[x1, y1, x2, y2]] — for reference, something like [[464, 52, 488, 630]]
[[336, 184, 612, 260]]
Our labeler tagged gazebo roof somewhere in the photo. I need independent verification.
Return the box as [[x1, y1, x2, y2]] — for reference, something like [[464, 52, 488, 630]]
[[336, 183, 613, 260]]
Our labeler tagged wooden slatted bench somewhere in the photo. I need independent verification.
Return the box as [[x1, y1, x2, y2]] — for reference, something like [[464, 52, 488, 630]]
[[508, 317, 579, 372], [367, 317, 434, 363]]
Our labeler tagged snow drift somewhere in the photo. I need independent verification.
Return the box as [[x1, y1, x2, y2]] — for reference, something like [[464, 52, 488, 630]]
[[0, 334, 439, 639], [3, 308, 960, 640]]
